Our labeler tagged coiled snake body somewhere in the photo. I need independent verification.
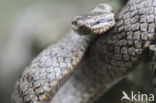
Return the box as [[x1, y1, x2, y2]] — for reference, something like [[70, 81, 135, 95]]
[[12, 0, 156, 103]]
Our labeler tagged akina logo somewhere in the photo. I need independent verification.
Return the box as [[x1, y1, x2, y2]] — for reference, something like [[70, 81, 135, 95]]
[[121, 91, 154, 102]]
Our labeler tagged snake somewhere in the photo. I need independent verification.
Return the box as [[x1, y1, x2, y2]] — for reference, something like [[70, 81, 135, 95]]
[[12, 0, 156, 103]]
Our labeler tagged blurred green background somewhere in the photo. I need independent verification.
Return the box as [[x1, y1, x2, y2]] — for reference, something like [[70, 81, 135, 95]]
[[0, 0, 153, 103]]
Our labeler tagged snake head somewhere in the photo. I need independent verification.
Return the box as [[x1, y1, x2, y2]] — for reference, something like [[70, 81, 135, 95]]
[[72, 3, 115, 35]]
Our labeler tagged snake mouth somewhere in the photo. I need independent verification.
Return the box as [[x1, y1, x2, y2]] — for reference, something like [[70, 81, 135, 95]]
[[72, 19, 90, 35], [72, 20, 92, 35]]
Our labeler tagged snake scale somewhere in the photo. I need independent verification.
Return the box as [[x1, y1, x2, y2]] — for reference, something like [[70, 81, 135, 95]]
[[12, 0, 156, 103]]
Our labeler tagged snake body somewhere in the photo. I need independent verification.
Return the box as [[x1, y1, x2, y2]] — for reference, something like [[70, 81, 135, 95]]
[[12, 0, 156, 103], [12, 31, 92, 103]]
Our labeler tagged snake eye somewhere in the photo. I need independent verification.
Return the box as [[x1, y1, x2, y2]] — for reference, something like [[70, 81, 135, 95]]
[[99, 18, 113, 23]]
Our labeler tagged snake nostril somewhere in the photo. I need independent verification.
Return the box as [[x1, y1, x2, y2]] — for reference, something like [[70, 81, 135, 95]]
[[72, 21, 77, 26]]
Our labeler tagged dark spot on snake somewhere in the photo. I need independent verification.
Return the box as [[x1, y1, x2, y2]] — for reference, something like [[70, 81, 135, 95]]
[[27, 76, 33, 82], [90, 18, 113, 26]]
